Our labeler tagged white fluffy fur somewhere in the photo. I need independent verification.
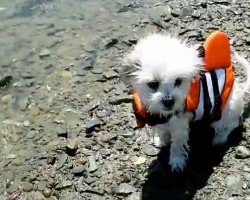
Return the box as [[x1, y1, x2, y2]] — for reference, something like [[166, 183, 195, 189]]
[[120, 32, 250, 172]]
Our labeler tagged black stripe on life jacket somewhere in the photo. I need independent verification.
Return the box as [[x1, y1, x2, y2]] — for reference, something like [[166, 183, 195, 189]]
[[210, 70, 222, 121]]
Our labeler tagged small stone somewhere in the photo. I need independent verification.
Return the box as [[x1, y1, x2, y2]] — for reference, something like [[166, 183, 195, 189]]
[[56, 127, 68, 138], [235, 146, 250, 159], [244, 20, 250, 29], [84, 176, 98, 184], [61, 71, 72, 79], [18, 97, 29, 111], [86, 118, 101, 134], [142, 144, 160, 156], [28, 106, 40, 117], [1, 94, 13, 104], [39, 49, 51, 58], [109, 95, 131, 105], [116, 183, 136, 196], [23, 120, 30, 127], [47, 156, 56, 165], [72, 165, 86, 176], [88, 155, 98, 172], [102, 71, 118, 80], [43, 188, 52, 198], [22, 182, 33, 192], [75, 69, 87, 76], [226, 174, 243, 196], [120, 130, 135, 138], [75, 157, 88, 165], [91, 68, 103, 74], [134, 156, 146, 165], [56, 154, 68, 169], [99, 133, 117, 143], [37, 181, 47, 191], [66, 139, 78, 156], [6, 184, 19, 194]]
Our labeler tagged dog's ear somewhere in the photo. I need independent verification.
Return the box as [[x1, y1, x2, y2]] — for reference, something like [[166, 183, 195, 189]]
[[118, 54, 141, 86]]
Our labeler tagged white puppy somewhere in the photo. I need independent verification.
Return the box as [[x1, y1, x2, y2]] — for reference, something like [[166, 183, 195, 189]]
[[120, 32, 250, 171]]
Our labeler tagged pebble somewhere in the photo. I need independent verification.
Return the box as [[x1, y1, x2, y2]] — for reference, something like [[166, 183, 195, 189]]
[[109, 95, 131, 105], [116, 183, 136, 195], [56, 126, 68, 138], [39, 49, 51, 58], [37, 181, 47, 191], [43, 188, 52, 198], [72, 165, 86, 176], [66, 139, 78, 156], [6, 184, 19, 194], [1, 94, 13, 104], [88, 155, 98, 172], [56, 154, 68, 169], [235, 146, 250, 159], [102, 71, 118, 80], [61, 71, 72, 79], [91, 68, 103, 74], [47, 156, 56, 165], [142, 144, 160, 156], [134, 156, 146, 165], [86, 118, 101, 134], [226, 174, 243, 196], [84, 176, 98, 184], [99, 132, 117, 143], [22, 182, 33, 192], [120, 130, 135, 138]]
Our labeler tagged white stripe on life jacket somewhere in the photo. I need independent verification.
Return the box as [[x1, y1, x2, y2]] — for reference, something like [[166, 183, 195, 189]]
[[194, 68, 226, 121]]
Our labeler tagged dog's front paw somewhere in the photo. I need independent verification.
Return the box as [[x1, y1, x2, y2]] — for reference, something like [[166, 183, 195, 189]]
[[150, 136, 165, 148], [169, 156, 187, 172]]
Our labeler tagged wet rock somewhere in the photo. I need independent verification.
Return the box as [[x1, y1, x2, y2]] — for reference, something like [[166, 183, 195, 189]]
[[226, 174, 243, 196], [43, 188, 52, 198], [142, 144, 160, 156], [86, 118, 101, 134], [66, 139, 78, 156], [56, 154, 68, 169], [88, 155, 98, 172], [109, 95, 131, 105], [39, 49, 51, 58], [116, 183, 136, 196], [22, 182, 33, 192], [56, 126, 68, 138], [72, 165, 86, 176], [235, 146, 250, 159]]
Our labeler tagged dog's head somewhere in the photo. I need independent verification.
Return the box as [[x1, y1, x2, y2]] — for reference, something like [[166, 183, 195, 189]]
[[120, 33, 203, 116]]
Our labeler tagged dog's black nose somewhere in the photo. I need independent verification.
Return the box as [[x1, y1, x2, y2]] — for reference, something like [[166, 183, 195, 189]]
[[161, 96, 175, 109]]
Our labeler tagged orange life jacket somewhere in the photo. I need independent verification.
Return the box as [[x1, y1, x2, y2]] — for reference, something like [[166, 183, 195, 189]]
[[132, 30, 235, 128]]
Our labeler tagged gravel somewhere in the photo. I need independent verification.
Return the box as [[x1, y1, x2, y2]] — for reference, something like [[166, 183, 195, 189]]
[[1, 0, 250, 199]]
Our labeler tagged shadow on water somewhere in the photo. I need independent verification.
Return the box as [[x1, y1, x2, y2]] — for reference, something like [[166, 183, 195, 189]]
[[141, 120, 244, 200]]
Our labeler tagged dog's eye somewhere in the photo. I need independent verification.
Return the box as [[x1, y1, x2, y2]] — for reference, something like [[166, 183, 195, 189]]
[[174, 78, 182, 87], [147, 80, 159, 90]]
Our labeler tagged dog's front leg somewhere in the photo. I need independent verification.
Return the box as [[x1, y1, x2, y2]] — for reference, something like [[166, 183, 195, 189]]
[[167, 115, 190, 172]]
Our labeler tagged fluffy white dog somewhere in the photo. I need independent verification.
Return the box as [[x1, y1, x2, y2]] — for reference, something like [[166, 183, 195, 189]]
[[120, 31, 250, 171]]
